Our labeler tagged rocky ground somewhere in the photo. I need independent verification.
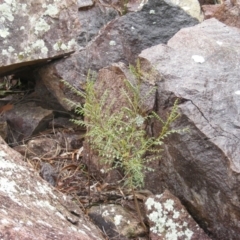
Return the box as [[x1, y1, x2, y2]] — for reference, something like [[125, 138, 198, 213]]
[[0, 0, 240, 239]]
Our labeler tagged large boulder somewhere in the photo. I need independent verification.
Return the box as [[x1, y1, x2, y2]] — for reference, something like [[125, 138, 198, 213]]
[[0, 136, 104, 239], [139, 18, 240, 239], [35, 0, 199, 110], [0, 0, 80, 76]]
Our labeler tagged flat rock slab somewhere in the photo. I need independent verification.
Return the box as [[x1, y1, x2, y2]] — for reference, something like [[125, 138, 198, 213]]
[[0, 136, 104, 239], [0, 0, 80, 76], [140, 18, 240, 239]]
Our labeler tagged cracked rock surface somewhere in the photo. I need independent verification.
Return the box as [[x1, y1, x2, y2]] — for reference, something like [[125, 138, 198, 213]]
[[140, 18, 240, 239]]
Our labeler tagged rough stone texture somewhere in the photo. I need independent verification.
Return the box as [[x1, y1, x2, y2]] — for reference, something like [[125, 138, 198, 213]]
[[0, 0, 80, 76], [77, 2, 119, 47], [202, 0, 240, 28], [145, 190, 210, 240], [36, 0, 199, 110], [5, 103, 53, 145], [0, 136, 104, 240], [140, 18, 240, 239], [167, 0, 204, 21], [88, 204, 146, 239]]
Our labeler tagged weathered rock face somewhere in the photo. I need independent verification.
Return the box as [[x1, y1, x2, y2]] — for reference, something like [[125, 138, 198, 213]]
[[36, 0, 199, 110], [0, 136, 104, 239], [0, 0, 80, 76], [145, 190, 211, 240], [140, 18, 240, 239]]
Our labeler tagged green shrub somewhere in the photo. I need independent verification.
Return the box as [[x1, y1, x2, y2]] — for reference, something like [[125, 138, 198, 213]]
[[63, 67, 184, 190]]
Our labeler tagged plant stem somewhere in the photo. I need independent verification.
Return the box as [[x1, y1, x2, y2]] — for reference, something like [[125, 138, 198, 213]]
[[132, 188, 147, 232]]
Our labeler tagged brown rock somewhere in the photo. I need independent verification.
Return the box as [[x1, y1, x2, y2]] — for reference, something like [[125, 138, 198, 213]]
[[140, 18, 240, 239], [202, 0, 240, 28], [0, 136, 104, 239]]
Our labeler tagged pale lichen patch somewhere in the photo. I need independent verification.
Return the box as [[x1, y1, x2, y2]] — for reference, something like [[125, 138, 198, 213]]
[[21, 3, 27, 11], [53, 39, 76, 51], [36, 181, 56, 198], [1, 219, 9, 224], [102, 210, 109, 217], [34, 18, 50, 35], [145, 197, 194, 240], [60, 43, 68, 51], [192, 55, 205, 63], [114, 215, 123, 226], [8, 46, 14, 52], [0, 27, 10, 38], [2, 49, 8, 56], [0, 3, 14, 22], [36, 200, 56, 211], [43, 4, 59, 17], [109, 40, 116, 46]]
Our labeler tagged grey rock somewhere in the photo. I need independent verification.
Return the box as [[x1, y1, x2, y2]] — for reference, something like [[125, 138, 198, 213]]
[[77, 2, 119, 47], [40, 162, 58, 186]]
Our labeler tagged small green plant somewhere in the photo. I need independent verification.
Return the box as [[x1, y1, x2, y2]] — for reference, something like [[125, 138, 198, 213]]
[[63, 67, 184, 191], [63, 64, 186, 231]]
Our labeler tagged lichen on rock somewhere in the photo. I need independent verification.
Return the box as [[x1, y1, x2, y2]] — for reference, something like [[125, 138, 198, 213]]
[[0, 0, 80, 75]]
